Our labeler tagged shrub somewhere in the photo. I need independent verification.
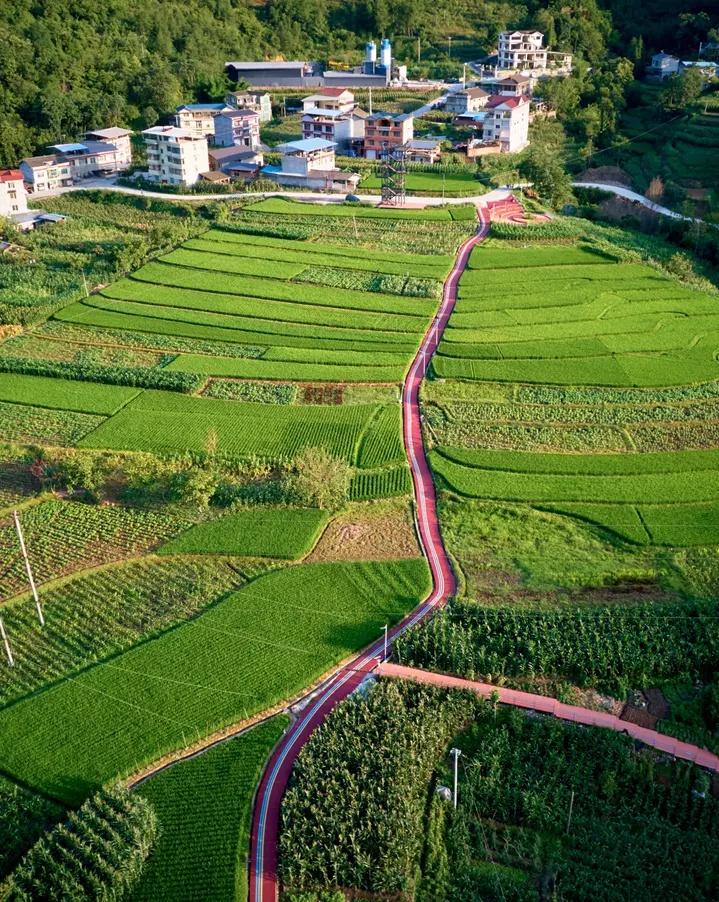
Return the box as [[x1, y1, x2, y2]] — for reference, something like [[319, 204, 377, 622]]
[[290, 447, 351, 510]]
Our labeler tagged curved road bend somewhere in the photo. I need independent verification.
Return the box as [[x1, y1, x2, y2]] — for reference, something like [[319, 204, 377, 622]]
[[248, 210, 490, 902]]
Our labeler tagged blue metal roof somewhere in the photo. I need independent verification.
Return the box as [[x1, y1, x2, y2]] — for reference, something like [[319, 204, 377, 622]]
[[50, 143, 87, 152], [178, 103, 227, 111], [276, 137, 336, 153]]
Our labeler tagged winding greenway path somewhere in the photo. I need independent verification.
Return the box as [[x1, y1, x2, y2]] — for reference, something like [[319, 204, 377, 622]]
[[248, 210, 490, 902]]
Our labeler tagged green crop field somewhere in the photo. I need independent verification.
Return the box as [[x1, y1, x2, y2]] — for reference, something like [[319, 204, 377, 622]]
[[0, 373, 139, 415], [360, 170, 484, 196], [0, 559, 430, 804], [158, 508, 329, 559], [78, 391, 402, 464], [432, 246, 719, 388], [132, 717, 288, 902], [245, 198, 453, 220]]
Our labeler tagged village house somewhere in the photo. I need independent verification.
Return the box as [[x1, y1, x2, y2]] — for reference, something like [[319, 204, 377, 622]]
[[20, 155, 72, 193], [363, 112, 413, 160], [84, 128, 133, 168], [482, 94, 530, 152], [46, 141, 128, 180], [208, 146, 264, 174], [445, 87, 490, 115], [491, 76, 532, 96], [301, 88, 367, 152], [406, 139, 444, 164], [646, 53, 681, 80], [225, 91, 272, 122], [142, 126, 209, 186], [262, 138, 360, 192], [174, 103, 232, 138], [0, 170, 27, 218], [213, 110, 261, 149]]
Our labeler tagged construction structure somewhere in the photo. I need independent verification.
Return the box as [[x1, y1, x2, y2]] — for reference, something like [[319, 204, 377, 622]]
[[379, 144, 407, 206]]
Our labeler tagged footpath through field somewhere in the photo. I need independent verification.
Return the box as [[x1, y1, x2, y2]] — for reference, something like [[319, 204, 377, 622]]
[[378, 662, 719, 773], [248, 210, 490, 902]]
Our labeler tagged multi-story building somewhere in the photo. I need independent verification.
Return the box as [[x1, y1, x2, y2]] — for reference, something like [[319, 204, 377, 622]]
[[84, 128, 133, 168], [445, 87, 490, 114], [301, 89, 367, 152], [497, 31, 547, 70], [0, 170, 27, 218], [47, 141, 128, 179], [174, 103, 232, 138], [492, 76, 532, 96], [262, 138, 360, 192], [482, 94, 530, 152], [213, 110, 261, 148], [20, 155, 73, 193], [142, 126, 209, 186], [225, 91, 272, 122], [363, 112, 414, 160]]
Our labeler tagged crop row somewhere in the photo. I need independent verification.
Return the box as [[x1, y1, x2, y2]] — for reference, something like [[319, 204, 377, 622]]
[[201, 379, 297, 404], [166, 354, 406, 384], [158, 507, 329, 559], [0, 372, 139, 415], [466, 244, 613, 269], [207, 227, 454, 269], [293, 265, 441, 299], [127, 260, 435, 316], [162, 247, 305, 281], [0, 559, 431, 804], [79, 392, 401, 466], [356, 405, 407, 468], [183, 235, 450, 280], [246, 198, 453, 220], [0, 500, 191, 603], [349, 465, 413, 500]]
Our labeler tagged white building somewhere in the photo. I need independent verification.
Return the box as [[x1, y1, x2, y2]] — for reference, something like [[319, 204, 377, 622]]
[[497, 31, 547, 70], [262, 138, 360, 192], [174, 104, 232, 138], [445, 87, 490, 114], [84, 128, 133, 168], [48, 141, 128, 179], [0, 170, 27, 218], [301, 89, 367, 152], [482, 94, 530, 152], [142, 126, 209, 186], [647, 53, 681, 80], [20, 155, 73, 193], [225, 91, 272, 122], [213, 110, 261, 149]]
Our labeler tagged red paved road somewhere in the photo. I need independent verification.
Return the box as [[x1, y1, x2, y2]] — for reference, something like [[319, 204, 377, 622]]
[[248, 210, 490, 902], [379, 662, 719, 773]]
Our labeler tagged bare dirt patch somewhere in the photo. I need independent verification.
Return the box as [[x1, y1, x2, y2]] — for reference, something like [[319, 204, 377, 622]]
[[307, 501, 421, 562], [575, 166, 633, 187], [599, 195, 660, 230]]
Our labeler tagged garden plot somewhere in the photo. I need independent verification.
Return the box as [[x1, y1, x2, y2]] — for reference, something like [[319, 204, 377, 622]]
[[0, 373, 139, 415], [0, 559, 430, 804], [0, 500, 191, 602], [244, 198, 453, 220], [79, 391, 405, 465], [0, 401, 104, 447]]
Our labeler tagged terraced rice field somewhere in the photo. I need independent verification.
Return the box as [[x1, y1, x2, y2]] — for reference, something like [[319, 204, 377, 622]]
[[426, 239, 719, 546], [0, 559, 430, 804], [55, 225, 450, 384], [432, 243, 719, 387]]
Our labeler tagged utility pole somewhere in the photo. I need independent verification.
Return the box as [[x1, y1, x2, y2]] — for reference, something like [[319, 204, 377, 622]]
[[14, 510, 44, 626], [0, 618, 13, 666], [81, 268, 89, 298], [566, 790, 575, 834], [417, 36, 421, 65], [368, 87, 373, 115], [462, 63, 466, 89], [353, 214, 358, 240], [450, 748, 461, 808], [382, 624, 388, 661], [448, 36, 452, 59]]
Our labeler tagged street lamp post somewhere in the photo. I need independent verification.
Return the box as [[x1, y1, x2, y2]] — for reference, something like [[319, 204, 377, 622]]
[[450, 748, 461, 808]]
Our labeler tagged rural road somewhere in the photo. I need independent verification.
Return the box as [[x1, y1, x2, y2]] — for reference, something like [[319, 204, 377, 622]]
[[247, 208, 490, 902], [379, 663, 719, 773]]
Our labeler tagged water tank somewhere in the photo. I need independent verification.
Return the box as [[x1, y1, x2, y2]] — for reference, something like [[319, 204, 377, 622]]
[[366, 41, 377, 63], [380, 38, 392, 68]]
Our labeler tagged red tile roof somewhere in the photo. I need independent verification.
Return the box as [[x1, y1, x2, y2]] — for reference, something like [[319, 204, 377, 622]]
[[319, 87, 350, 97], [485, 94, 529, 109], [0, 169, 24, 183]]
